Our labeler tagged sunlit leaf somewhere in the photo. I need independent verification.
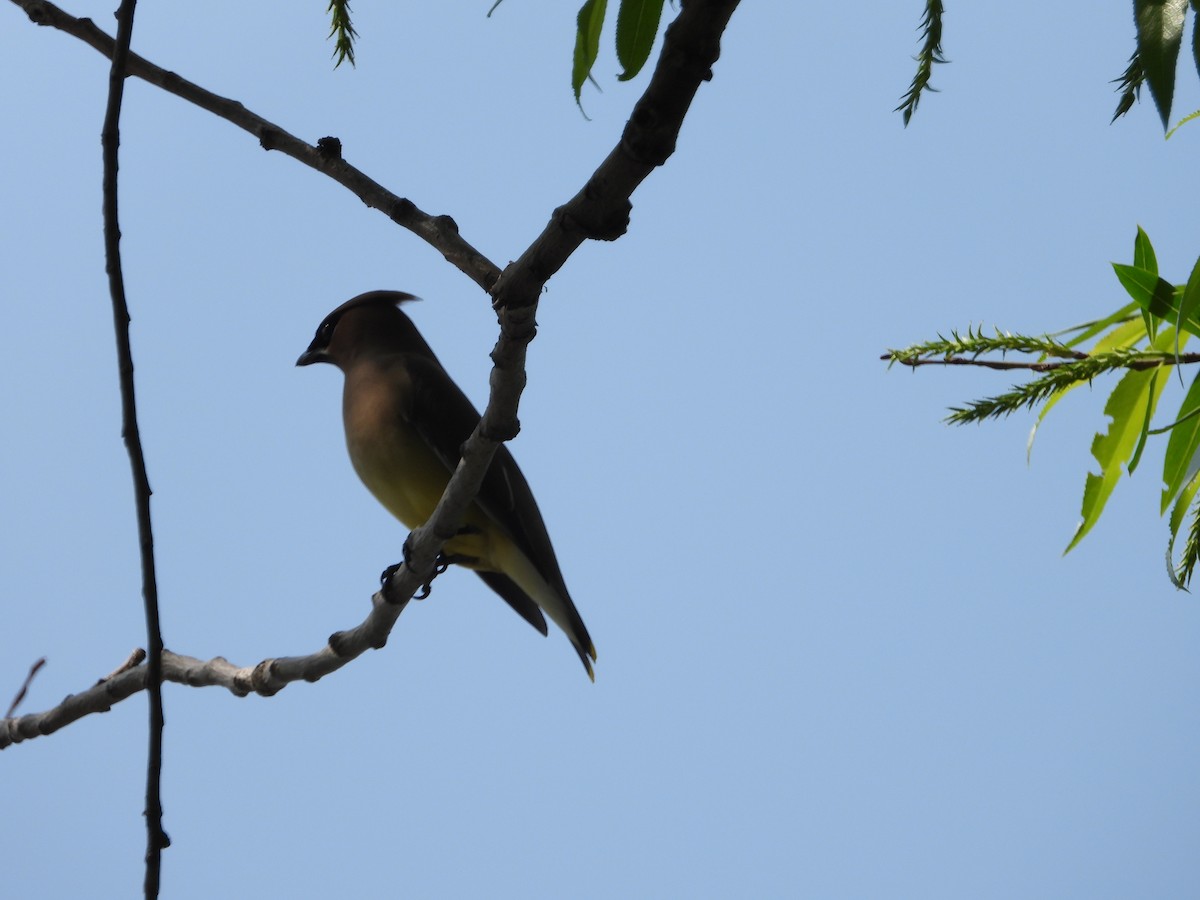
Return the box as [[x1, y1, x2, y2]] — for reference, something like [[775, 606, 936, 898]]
[[1065, 364, 1168, 552], [1135, 0, 1188, 128], [1171, 470, 1200, 536], [1128, 371, 1160, 474], [616, 0, 665, 82], [1179, 254, 1200, 340], [1133, 225, 1159, 275], [1028, 313, 1151, 461], [1168, 475, 1200, 588], [1110, 263, 1198, 336], [1056, 301, 1141, 350], [1160, 369, 1200, 512]]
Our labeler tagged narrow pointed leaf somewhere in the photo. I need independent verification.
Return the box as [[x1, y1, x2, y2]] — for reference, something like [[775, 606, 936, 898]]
[[1193, 0, 1200, 81], [1111, 263, 1200, 334], [1030, 313, 1151, 461], [573, 0, 608, 106], [1058, 301, 1141, 349], [1179, 254, 1200, 338], [1168, 477, 1200, 588], [1171, 470, 1200, 536], [1065, 366, 1166, 552], [616, 0, 665, 82], [1128, 371, 1160, 474], [1135, 0, 1188, 128], [1161, 369, 1200, 512], [1133, 225, 1159, 275]]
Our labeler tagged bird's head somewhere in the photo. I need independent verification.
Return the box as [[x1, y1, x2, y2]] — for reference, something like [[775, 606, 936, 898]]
[[296, 290, 425, 369]]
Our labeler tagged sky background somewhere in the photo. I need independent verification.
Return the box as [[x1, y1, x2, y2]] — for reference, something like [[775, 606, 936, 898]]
[[3, 2, 1199, 897]]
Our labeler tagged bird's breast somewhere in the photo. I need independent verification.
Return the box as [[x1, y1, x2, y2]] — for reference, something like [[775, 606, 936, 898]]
[[342, 376, 448, 529], [340, 364, 511, 570]]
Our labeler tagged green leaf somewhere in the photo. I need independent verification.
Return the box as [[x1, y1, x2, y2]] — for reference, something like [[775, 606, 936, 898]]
[[895, 0, 947, 126], [1193, 0, 1200, 82], [1128, 370, 1160, 475], [326, 0, 358, 68], [1065, 365, 1168, 552], [1110, 52, 1143, 123], [1179, 254, 1200, 339], [1171, 471, 1200, 536], [1029, 312, 1151, 461], [616, 0, 665, 82], [573, 0, 608, 107], [1167, 474, 1200, 588], [1135, 0, 1188, 128], [1111, 263, 1193, 333], [1093, 315, 1154, 353], [1133, 225, 1159, 275], [1055, 301, 1141, 349], [1160, 369, 1200, 512]]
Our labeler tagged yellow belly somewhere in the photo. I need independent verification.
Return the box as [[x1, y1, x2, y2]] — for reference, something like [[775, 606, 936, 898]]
[[345, 415, 502, 569]]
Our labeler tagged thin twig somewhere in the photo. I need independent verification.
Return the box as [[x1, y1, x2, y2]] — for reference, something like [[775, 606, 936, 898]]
[[102, 648, 148, 682], [885, 351, 1200, 371], [5, 658, 47, 718], [99, 0, 167, 894]]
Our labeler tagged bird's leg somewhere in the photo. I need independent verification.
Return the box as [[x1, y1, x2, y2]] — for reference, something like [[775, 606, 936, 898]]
[[380, 524, 481, 601]]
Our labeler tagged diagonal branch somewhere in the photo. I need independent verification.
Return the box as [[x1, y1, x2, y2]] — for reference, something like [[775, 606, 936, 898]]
[[5, 0, 744, 735], [10, 0, 501, 292], [1, 590, 413, 750], [406, 0, 741, 593], [491, 0, 740, 311]]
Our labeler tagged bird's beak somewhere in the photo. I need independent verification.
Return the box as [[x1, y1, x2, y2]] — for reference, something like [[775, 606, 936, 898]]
[[295, 348, 326, 367]]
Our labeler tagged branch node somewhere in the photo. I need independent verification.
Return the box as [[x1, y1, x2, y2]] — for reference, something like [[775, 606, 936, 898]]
[[316, 135, 343, 160], [250, 660, 281, 696], [389, 197, 416, 224], [328, 630, 353, 656], [26, 2, 52, 25]]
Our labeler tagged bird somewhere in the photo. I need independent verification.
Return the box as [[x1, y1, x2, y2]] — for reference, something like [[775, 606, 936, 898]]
[[296, 290, 596, 680]]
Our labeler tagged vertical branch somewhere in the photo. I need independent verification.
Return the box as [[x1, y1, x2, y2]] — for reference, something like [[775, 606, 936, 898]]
[[100, 0, 168, 896]]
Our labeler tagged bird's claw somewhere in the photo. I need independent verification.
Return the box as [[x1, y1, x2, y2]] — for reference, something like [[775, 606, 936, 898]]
[[381, 551, 456, 602]]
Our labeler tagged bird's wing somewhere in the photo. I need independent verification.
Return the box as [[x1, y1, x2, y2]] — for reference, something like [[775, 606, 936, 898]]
[[401, 354, 573, 601]]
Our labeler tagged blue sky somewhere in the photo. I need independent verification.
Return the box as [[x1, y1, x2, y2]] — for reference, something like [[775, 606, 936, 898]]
[[3, 2, 1199, 897]]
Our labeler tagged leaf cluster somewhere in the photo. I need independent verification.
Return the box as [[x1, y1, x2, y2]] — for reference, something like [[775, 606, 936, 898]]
[[898, 0, 1200, 132], [887, 229, 1200, 587], [573, 0, 668, 109]]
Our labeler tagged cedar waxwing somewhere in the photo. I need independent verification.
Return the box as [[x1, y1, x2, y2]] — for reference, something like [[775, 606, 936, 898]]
[[297, 291, 596, 680]]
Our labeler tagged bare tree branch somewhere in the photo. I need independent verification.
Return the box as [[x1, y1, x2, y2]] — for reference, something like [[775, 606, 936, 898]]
[[416, 0, 741, 594], [9, 0, 501, 292], [492, 0, 740, 311], [5, 0, 744, 740], [97, 0, 168, 892], [1, 590, 413, 750]]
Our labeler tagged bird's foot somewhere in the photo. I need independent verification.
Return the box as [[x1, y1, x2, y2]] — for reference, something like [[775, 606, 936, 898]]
[[381, 528, 480, 602]]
